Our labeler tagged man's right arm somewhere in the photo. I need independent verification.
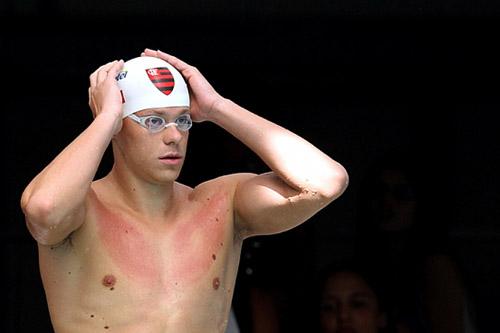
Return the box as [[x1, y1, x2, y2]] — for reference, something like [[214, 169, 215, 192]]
[[20, 60, 123, 246]]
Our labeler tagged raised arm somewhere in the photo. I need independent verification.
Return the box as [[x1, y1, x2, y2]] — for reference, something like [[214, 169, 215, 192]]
[[143, 49, 349, 237], [20, 60, 124, 245], [213, 99, 349, 237]]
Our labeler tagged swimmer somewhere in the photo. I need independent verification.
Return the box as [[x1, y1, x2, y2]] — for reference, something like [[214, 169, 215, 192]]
[[20, 49, 349, 333]]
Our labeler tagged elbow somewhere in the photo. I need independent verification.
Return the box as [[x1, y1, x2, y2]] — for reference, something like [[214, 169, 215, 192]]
[[22, 193, 57, 225], [26, 220, 55, 246], [21, 195, 61, 245], [317, 163, 349, 202]]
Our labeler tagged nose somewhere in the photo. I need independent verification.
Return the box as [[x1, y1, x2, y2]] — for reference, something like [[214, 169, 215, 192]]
[[338, 303, 351, 323], [161, 124, 184, 145]]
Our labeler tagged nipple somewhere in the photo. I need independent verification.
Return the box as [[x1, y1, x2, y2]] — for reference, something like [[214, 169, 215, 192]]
[[102, 274, 117, 290]]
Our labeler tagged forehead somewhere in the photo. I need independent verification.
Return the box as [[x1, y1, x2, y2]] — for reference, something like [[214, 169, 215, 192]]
[[324, 271, 375, 296], [379, 169, 409, 185], [135, 106, 189, 117]]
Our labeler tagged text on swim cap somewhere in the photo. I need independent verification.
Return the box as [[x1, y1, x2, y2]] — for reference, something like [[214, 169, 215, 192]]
[[116, 71, 128, 81]]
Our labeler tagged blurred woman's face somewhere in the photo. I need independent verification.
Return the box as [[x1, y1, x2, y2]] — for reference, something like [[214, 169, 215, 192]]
[[320, 271, 386, 333]]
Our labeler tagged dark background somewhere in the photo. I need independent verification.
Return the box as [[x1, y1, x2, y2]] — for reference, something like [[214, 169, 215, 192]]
[[2, 1, 499, 332]]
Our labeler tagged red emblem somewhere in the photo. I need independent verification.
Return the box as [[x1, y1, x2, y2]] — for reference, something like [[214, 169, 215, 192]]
[[145, 67, 175, 95]]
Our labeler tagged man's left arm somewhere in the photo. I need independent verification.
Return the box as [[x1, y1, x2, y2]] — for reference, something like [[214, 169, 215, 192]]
[[209, 98, 349, 237]]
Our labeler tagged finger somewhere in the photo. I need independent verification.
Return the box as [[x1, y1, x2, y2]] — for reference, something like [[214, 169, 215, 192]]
[[143, 48, 158, 57], [88, 87, 97, 116], [100, 60, 118, 78], [107, 59, 124, 78], [156, 50, 192, 71], [88, 87, 92, 107], [90, 60, 117, 86], [98, 60, 120, 84], [92, 61, 116, 76], [89, 70, 98, 87], [143, 48, 191, 72], [96, 68, 108, 85]]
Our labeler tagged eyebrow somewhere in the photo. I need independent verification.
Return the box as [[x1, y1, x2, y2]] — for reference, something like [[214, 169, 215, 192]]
[[323, 291, 375, 300], [149, 108, 190, 117], [351, 292, 375, 298]]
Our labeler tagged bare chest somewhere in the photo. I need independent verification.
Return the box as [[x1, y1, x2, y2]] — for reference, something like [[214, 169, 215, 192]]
[[86, 191, 235, 294]]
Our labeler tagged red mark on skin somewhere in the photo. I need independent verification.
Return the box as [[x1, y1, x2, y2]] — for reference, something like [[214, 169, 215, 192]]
[[213, 277, 220, 290], [102, 274, 116, 288], [92, 194, 161, 286], [168, 192, 228, 284], [92, 190, 228, 289]]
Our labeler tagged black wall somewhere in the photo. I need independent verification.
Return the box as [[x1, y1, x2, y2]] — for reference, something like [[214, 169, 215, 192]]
[[3, 2, 499, 332]]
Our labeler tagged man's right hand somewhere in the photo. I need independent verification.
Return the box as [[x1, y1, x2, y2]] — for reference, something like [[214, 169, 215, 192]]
[[88, 59, 124, 134]]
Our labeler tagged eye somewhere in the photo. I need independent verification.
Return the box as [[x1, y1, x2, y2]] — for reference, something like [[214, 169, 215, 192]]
[[350, 298, 371, 309], [352, 300, 366, 308], [320, 301, 338, 313], [144, 116, 165, 131], [175, 114, 192, 131]]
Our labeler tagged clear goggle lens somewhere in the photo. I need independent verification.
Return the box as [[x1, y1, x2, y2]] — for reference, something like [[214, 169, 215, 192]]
[[129, 114, 192, 133]]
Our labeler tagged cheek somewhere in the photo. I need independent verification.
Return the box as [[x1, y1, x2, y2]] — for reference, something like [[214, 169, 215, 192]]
[[114, 133, 147, 162], [117, 125, 152, 149], [352, 309, 382, 333], [320, 312, 338, 332]]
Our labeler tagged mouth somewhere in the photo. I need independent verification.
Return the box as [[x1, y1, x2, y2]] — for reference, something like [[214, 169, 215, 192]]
[[337, 327, 356, 333], [159, 153, 183, 165]]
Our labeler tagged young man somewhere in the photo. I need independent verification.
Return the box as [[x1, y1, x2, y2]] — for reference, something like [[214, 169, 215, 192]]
[[20, 48, 348, 333]]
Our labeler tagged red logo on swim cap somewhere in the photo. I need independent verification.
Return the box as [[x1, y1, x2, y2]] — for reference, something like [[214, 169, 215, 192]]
[[145, 67, 175, 96]]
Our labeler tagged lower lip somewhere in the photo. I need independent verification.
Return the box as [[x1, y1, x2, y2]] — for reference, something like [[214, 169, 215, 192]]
[[159, 158, 182, 165], [337, 328, 356, 333]]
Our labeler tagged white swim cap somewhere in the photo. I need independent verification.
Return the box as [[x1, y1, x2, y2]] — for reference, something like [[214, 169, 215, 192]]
[[116, 56, 190, 118]]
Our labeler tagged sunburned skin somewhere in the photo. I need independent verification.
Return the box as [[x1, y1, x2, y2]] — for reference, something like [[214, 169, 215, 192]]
[[169, 192, 228, 284], [94, 191, 229, 291], [94, 197, 162, 286]]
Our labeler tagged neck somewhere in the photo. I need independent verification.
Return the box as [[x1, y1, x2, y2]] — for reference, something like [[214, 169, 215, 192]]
[[102, 167, 178, 222]]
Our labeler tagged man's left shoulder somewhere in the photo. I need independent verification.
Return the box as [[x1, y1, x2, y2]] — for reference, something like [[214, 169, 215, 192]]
[[212, 173, 257, 188], [192, 173, 256, 197]]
